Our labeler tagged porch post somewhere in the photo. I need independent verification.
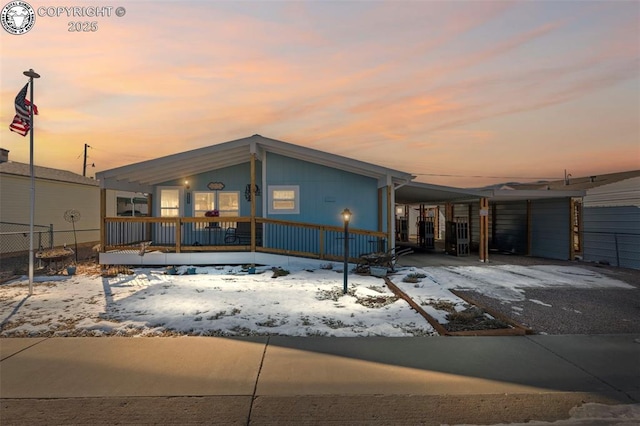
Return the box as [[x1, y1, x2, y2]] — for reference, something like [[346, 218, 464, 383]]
[[479, 197, 489, 263], [445, 203, 453, 222], [175, 217, 182, 253], [250, 153, 256, 251], [146, 193, 153, 242], [377, 188, 383, 233], [526, 200, 532, 256], [100, 189, 106, 253], [387, 184, 393, 251]]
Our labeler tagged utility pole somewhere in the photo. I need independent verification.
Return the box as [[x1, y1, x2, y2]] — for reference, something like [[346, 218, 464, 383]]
[[83, 143, 90, 176]]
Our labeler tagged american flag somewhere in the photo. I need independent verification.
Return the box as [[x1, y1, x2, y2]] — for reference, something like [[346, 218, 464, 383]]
[[9, 83, 38, 137], [9, 116, 29, 136]]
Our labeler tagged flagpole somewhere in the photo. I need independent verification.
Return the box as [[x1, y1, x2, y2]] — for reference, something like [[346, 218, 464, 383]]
[[24, 68, 40, 296]]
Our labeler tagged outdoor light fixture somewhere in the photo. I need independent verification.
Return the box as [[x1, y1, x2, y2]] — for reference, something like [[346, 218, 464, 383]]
[[342, 208, 352, 223], [341, 208, 352, 294], [185, 180, 191, 204]]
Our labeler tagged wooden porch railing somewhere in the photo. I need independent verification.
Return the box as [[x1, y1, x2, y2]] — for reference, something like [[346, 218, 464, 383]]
[[103, 216, 388, 263]]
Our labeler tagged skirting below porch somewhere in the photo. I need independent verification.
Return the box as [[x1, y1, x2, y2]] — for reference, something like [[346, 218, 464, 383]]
[[99, 250, 331, 268]]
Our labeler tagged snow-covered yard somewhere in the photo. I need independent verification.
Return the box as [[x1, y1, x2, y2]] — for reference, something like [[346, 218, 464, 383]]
[[0, 259, 633, 338]]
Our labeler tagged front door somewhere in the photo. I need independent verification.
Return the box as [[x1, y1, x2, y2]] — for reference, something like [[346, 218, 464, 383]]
[[156, 188, 182, 245]]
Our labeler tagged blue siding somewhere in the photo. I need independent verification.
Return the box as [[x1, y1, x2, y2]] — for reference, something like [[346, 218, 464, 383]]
[[530, 198, 570, 260], [156, 162, 263, 217], [152, 152, 387, 254], [266, 153, 380, 231], [583, 206, 640, 269]]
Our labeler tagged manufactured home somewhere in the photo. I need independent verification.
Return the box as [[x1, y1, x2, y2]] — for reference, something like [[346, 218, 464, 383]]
[[99, 135, 634, 268], [97, 135, 421, 266]]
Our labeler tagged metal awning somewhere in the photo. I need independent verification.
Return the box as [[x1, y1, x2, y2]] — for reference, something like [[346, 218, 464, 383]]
[[395, 181, 485, 204], [395, 182, 585, 205], [482, 189, 585, 201]]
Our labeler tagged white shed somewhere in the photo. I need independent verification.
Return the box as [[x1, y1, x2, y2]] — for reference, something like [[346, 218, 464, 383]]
[[0, 150, 100, 255], [582, 174, 640, 269]]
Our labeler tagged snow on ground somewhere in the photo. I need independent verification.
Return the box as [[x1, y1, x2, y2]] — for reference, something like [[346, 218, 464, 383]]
[[0, 259, 633, 338], [456, 402, 640, 425]]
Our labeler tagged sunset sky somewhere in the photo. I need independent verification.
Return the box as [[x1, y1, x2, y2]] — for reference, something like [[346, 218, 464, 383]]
[[1, 0, 638, 187]]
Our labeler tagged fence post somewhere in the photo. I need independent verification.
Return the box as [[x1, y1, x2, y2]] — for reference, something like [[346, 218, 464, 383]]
[[49, 224, 53, 248]]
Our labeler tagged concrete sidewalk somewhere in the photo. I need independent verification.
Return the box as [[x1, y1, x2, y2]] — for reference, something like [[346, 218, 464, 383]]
[[1, 335, 639, 425]]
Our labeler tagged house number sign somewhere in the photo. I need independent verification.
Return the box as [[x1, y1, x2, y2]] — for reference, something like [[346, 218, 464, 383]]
[[207, 182, 225, 190]]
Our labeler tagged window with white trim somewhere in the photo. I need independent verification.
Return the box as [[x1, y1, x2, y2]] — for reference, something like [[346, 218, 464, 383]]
[[217, 192, 239, 216], [193, 191, 239, 217], [194, 192, 215, 217], [159, 188, 180, 217], [268, 185, 299, 214]]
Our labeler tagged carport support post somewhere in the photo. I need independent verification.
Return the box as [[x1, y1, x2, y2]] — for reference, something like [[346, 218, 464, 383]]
[[479, 198, 489, 263], [250, 153, 257, 253]]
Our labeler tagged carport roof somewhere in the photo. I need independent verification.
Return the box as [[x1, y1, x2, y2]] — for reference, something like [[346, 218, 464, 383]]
[[394, 182, 585, 205], [395, 181, 485, 204], [482, 188, 585, 201]]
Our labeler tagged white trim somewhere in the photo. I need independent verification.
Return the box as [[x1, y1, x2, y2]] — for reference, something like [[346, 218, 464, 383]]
[[100, 251, 334, 268], [268, 185, 300, 214], [192, 190, 241, 216], [156, 186, 184, 217]]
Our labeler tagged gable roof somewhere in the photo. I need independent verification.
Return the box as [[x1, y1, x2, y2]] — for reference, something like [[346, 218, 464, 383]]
[[0, 161, 99, 186], [97, 134, 415, 192]]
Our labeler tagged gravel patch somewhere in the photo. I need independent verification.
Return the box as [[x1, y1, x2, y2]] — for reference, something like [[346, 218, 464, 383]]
[[455, 287, 640, 335], [410, 253, 640, 335]]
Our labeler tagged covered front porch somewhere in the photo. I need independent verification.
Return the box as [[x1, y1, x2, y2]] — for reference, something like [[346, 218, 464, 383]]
[[101, 216, 389, 266]]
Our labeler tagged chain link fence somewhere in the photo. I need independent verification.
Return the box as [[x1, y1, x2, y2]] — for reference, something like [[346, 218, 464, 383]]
[[0, 222, 100, 273]]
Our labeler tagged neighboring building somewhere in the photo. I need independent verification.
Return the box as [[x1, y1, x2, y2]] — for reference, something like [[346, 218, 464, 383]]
[[579, 173, 639, 269], [504, 170, 640, 269], [0, 148, 100, 256]]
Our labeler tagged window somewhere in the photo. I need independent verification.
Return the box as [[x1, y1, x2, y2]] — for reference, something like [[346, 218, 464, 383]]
[[218, 192, 239, 216], [159, 188, 180, 217], [116, 196, 148, 217], [268, 185, 299, 214], [194, 192, 215, 217], [193, 191, 239, 217]]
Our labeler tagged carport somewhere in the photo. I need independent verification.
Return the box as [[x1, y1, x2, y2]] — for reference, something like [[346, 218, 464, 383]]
[[395, 182, 489, 262], [395, 182, 584, 263], [483, 189, 584, 260]]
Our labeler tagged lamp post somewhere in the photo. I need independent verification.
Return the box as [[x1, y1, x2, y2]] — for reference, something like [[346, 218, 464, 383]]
[[341, 208, 352, 294]]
